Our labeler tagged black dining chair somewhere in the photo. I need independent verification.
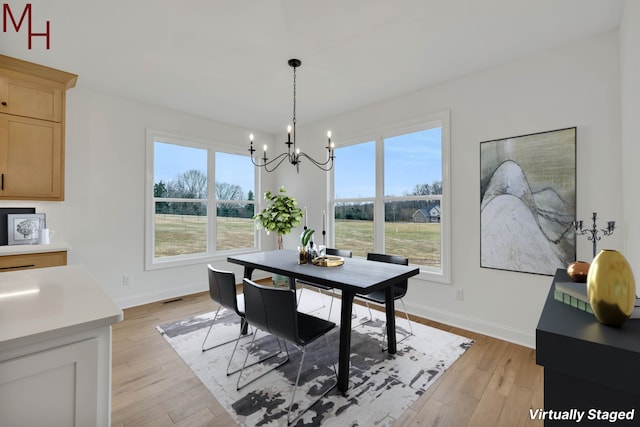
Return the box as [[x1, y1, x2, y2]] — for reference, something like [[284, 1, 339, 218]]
[[202, 265, 251, 375], [296, 248, 353, 319], [204, 265, 282, 377], [238, 278, 338, 425], [357, 253, 414, 350]]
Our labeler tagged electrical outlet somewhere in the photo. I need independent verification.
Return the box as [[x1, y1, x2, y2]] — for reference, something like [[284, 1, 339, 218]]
[[123, 275, 131, 286], [456, 289, 464, 301]]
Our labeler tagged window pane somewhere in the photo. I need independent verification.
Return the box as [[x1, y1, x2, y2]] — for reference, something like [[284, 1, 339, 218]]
[[154, 202, 207, 257], [334, 141, 376, 199], [154, 142, 207, 199], [216, 204, 255, 251], [334, 202, 374, 258], [384, 200, 441, 267], [215, 152, 255, 200], [215, 151, 256, 251], [384, 128, 442, 197]]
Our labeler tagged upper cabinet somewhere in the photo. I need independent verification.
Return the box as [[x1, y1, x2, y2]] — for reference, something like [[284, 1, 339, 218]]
[[0, 55, 77, 201]]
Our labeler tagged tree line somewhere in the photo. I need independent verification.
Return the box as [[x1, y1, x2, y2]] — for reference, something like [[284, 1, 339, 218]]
[[154, 169, 254, 218], [154, 170, 441, 222], [335, 181, 442, 222]]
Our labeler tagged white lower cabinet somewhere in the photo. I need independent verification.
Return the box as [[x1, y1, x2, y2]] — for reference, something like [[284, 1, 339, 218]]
[[0, 327, 113, 427]]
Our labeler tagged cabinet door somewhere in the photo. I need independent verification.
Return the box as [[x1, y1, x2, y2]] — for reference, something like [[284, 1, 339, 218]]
[[0, 114, 63, 200], [0, 75, 63, 122], [0, 338, 99, 427]]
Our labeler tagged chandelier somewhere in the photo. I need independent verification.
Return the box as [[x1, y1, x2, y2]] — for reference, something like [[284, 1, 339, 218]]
[[249, 59, 334, 173]]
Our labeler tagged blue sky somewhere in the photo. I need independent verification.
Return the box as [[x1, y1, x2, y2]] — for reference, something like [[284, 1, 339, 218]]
[[154, 127, 441, 199], [334, 128, 442, 198]]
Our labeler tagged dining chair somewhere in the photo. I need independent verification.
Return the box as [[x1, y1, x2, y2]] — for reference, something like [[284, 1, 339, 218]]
[[204, 265, 281, 377], [357, 253, 414, 350], [238, 278, 338, 425], [296, 248, 353, 319], [202, 265, 252, 375]]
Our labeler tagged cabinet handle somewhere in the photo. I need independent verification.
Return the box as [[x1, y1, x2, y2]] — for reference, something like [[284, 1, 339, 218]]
[[1, 101, 6, 106], [1, 174, 3, 190]]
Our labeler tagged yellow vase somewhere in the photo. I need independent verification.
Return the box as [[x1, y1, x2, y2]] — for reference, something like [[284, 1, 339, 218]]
[[586, 249, 636, 326]]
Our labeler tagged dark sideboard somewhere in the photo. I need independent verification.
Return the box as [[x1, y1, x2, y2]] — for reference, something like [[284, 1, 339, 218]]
[[536, 269, 640, 425]]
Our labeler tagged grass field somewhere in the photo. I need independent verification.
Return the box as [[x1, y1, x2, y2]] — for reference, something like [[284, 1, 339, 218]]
[[154, 215, 441, 267]]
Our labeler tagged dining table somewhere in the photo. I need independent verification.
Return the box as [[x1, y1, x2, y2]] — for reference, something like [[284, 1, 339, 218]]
[[227, 249, 420, 393]]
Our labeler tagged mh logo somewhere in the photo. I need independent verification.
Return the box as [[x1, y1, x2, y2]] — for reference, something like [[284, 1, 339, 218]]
[[3, 3, 51, 49]]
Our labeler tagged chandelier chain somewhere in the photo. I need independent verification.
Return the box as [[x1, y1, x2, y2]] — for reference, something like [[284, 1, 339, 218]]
[[292, 66, 297, 127]]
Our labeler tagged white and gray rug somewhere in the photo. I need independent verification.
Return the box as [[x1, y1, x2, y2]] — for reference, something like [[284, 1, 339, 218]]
[[157, 290, 473, 426]]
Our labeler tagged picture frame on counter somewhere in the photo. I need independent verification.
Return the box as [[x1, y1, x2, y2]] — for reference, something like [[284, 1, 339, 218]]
[[7, 213, 46, 245]]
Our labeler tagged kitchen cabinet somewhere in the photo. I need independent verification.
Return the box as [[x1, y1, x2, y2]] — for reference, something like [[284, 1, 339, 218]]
[[0, 265, 123, 426], [0, 55, 76, 201]]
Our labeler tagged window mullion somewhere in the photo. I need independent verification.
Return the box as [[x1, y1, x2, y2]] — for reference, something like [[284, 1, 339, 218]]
[[374, 137, 385, 253]]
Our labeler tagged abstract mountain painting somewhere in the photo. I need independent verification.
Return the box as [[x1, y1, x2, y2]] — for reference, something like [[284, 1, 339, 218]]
[[480, 127, 576, 275]]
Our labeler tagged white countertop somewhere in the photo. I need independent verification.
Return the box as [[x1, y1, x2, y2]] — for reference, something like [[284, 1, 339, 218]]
[[0, 242, 71, 256], [0, 264, 123, 351]]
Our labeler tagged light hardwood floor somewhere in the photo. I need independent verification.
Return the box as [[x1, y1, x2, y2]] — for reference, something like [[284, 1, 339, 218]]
[[111, 289, 544, 427]]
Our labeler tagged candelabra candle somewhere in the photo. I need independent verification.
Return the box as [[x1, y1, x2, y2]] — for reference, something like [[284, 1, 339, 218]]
[[573, 212, 616, 258]]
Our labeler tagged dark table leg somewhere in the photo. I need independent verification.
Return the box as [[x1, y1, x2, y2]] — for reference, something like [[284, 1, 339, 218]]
[[338, 290, 355, 394], [240, 266, 255, 335], [385, 286, 397, 354]]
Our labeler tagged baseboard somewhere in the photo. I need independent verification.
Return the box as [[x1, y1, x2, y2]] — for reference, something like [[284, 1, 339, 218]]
[[115, 280, 536, 349], [405, 301, 536, 349], [115, 281, 208, 309]]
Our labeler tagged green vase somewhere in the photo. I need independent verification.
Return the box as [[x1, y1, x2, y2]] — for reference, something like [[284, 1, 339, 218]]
[[586, 249, 636, 326]]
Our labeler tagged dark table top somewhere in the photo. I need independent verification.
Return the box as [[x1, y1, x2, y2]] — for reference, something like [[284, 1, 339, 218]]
[[228, 249, 420, 294]]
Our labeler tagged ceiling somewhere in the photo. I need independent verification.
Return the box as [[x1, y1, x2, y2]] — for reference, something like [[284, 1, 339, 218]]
[[3, 0, 625, 135]]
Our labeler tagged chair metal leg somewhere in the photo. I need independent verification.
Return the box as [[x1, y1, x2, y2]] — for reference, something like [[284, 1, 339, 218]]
[[352, 300, 374, 328], [381, 297, 414, 351], [297, 284, 334, 317], [202, 307, 251, 352], [236, 328, 290, 390], [286, 335, 338, 425]]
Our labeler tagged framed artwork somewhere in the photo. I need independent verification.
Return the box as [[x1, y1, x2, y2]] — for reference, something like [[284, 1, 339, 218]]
[[480, 127, 576, 275], [7, 213, 46, 245], [0, 207, 36, 245]]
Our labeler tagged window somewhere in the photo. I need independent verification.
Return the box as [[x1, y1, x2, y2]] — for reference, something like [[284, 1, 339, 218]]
[[331, 112, 450, 282], [146, 130, 256, 269]]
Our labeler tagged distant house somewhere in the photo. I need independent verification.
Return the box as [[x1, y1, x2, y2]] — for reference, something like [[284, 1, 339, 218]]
[[412, 203, 441, 223]]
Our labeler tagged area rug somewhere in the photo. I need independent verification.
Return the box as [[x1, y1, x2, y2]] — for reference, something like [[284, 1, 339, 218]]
[[157, 290, 473, 426]]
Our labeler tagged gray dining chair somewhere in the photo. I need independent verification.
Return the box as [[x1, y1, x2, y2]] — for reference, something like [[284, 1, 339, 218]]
[[238, 278, 338, 425], [357, 253, 414, 350], [296, 248, 353, 319]]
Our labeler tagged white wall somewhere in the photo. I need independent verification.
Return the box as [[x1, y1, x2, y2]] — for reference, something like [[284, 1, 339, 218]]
[[620, 1, 640, 277], [289, 31, 622, 348], [63, 89, 275, 307], [29, 27, 621, 348]]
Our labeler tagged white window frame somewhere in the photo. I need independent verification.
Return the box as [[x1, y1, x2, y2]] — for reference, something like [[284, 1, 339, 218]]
[[145, 129, 258, 270], [329, 110, 451, 284]]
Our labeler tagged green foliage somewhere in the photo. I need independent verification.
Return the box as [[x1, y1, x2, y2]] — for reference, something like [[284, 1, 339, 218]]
[[300, 228, 315, 246], [253, 186, 303, 236]]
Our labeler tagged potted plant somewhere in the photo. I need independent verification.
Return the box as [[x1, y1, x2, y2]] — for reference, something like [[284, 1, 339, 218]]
[[254, 187, 304, 286], [253, 186, 303, 250]]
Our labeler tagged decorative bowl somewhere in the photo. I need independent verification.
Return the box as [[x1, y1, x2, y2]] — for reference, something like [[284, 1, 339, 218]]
[[311, 255, 344, 267]]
